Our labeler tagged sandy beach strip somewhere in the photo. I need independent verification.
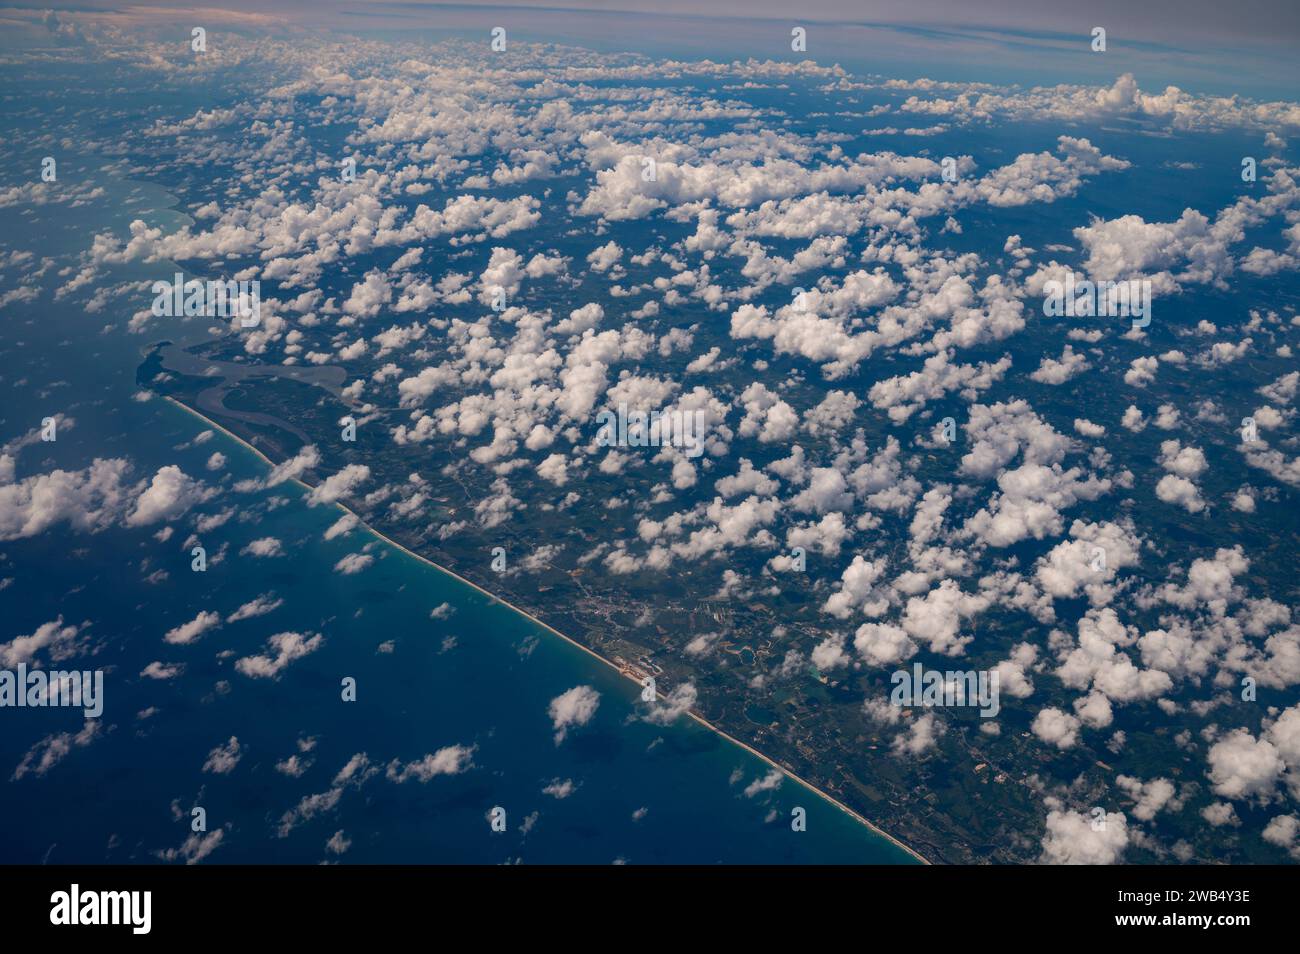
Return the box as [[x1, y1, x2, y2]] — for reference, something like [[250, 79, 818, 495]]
[[163, 393, 931, 865]]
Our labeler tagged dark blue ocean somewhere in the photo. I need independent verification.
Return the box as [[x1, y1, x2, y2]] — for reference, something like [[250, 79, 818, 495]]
[[0, 158, 914, 865]]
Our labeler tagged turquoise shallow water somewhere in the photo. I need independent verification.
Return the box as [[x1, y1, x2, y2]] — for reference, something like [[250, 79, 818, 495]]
[[0, 158, 916, 865]]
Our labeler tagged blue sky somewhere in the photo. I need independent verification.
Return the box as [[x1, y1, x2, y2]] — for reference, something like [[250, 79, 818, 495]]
[[5, 1, 1298, 95]]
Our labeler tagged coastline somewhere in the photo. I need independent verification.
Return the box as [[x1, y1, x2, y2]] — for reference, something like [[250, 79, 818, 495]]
[[163, 393, 932, 866]]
